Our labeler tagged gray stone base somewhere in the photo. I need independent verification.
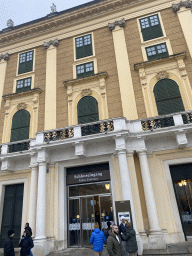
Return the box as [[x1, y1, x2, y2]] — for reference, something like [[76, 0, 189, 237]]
[[33, 238, 51, 256]]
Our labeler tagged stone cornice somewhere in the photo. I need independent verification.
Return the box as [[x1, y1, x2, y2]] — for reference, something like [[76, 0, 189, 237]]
[[134, 52, 186, 70], [2, 88, 42, 100], [63, 72, 108, 87], [172, 0, 191, 12], [0, 0, 149, 47]]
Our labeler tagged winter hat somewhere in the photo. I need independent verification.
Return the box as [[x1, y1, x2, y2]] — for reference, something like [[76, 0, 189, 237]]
[[8, 230, 14, 236]]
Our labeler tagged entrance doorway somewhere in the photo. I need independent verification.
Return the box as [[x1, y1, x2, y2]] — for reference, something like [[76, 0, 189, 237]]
[[170, 164, 192, 239], [0, 184, 24, 247], [68, 183, 113, 247]]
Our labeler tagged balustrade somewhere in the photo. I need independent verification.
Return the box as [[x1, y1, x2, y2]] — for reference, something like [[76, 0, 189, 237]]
[[44, 128, 74, 142], [81, 120, 114, 136]]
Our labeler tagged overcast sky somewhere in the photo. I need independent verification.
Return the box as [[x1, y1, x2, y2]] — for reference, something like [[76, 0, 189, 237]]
[[0, 0, 93, 31]]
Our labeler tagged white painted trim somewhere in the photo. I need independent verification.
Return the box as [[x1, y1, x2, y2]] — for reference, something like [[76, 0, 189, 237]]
[[58, 164, 65, 242], [0, 178, 28, 240], [163, 157, 192, 235], [109, 155, 117, 224]]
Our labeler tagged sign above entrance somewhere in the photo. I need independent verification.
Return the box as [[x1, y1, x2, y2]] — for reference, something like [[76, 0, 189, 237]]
[[66, 163, 110, 185]]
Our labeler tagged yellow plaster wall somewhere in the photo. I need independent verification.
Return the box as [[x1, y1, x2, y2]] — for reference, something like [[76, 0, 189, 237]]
[[94, 27, 123, 119], [161, 8, 192, 90], [56, 38, 72, 128]]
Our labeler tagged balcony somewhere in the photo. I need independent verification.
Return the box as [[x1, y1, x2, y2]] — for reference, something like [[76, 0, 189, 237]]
[[0, 111, 192, 171]]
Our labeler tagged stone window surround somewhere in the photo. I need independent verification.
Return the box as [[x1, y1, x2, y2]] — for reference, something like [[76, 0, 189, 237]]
[[2, 88, 41, 143], [63, 72, 109, 126], [134, 52, 192, 117], [73, 56, 98, 79], [13, 72, 35, 94], [16, 49, 36, 77]]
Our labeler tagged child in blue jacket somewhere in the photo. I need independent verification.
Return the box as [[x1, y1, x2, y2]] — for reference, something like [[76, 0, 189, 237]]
[[90, 225, 105, 256]]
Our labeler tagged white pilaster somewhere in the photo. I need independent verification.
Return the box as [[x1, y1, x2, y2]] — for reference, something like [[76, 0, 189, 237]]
[[177, 7, 192, 58], [115, 135, 143, 255], [0, 59, 8, 110], [44, 43, 58, 130], [138, 151, 165, 249], [109, 21, 138, 120], [28, 166, 38, 236]]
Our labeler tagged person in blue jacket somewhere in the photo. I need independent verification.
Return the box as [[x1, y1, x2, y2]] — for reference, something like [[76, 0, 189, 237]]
[[90, 223, 105, 256]]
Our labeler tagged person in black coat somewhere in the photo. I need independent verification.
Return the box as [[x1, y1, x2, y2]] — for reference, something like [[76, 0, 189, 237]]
[[24, 223, 32, 236], [19, 230, 34, 256], [4, 230, 15, 256], [121, 222, 138, 256]]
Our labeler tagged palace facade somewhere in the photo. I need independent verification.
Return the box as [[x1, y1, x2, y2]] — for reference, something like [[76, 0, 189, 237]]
[[0, 0, 192, 255]]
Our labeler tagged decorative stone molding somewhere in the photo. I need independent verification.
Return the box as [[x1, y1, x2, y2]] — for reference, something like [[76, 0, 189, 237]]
[[17, 102, 27, 110], [81, 89, 92, 97], [139, 68, 147, 89], [172, 0, 191, 12], [0, 53, 9, 61], [44, 39, 59, 49], [108, 18, 125, 31], [156, 71, 169, 80]]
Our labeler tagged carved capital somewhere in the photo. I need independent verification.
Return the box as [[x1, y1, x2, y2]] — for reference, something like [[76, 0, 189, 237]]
[[81, 89, 92, 97], [108, 18, 125, 31], [172, 0, 191, 12], [0, 53, 9, 62], [17, 102, 27, 110], [156, 71, 169, 80], [44, 39, 59, 49]]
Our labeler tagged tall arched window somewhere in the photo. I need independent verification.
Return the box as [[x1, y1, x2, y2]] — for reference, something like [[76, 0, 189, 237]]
[[154, 79, 185, 115], [10, 110, 30, 142], [77, 96, 99, 124]]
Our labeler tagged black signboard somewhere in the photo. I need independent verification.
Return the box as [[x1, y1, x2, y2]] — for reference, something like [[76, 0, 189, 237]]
[[115, 200, 133, 226], [66, 163, 110, 185]]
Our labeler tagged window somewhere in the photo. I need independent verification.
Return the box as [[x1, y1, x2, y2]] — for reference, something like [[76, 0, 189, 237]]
[[77, 96, 99, 124], [140, 14, 163, 41], [75, 34, 93, 59], [76, 62, 94, 79], [10, 110, 30, 142], [154, 79, 185, 115], [146, 43, 168, 61], [18, 51, 34, 74], [16, 77, 31, 93]]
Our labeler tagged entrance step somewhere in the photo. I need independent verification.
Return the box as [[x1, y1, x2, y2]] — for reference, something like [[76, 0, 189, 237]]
[[143, 242, 192, 255], [48, 247, 108, 256]]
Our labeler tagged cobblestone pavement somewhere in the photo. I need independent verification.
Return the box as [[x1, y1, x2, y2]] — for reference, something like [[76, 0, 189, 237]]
[[48, 247, 108, 256]]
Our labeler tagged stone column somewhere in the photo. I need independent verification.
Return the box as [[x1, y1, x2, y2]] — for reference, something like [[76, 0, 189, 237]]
[[28, 166, 38, 236], [109, 19, 138, 120], [138, 151, 165, 249], [115, 135, 143, 255], [35, 162, 47, 239], [0, 54, 9, 110], [172, 1, 192, 58], [44, 39, 58, 130]]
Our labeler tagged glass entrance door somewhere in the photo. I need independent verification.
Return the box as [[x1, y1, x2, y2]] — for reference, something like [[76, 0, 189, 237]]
[[68, 183, 114, 247], [173, 179, 192, 237]]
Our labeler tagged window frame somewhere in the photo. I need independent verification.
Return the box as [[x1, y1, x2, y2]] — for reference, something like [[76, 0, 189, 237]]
[[146, 43, 169, 61], [16, 49, 35, 76], [74, 32, 95, 62], [76, 61, 94, 79], [16, 77, 32, 93], [139, 14, 163, 42]]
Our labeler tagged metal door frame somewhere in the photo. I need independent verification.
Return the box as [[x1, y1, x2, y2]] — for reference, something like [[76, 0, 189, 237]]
[[67, 181, 113, 248]]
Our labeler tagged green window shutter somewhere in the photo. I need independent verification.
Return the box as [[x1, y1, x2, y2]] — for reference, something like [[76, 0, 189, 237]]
[[18, 51, 33, 74], [146, 43, 168, 61], [10, 110, 30, 142], [77, 96, 99, 124], [16, 78, 31, 93], [76, 34, 93, 59], [76, 62, 94, 79], [140, 15, 163, 41], [154, 79, 185, 115]]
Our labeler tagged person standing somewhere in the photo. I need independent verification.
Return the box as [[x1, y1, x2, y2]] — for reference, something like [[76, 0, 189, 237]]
[[119, 217, 128, 256], [107, 224, 125, 256], [19, 230, 34, 256], [90, 225, 106, 256], [24, 223, 32, 236], [121, 222, 138, 256], [4, 230, 15, 256]]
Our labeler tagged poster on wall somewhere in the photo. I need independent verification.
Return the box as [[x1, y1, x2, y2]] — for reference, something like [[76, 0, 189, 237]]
[[118, 211, 131, 225]]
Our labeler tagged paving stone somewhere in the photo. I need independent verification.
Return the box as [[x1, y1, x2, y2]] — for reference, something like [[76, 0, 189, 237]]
[[188, 246, 192, 253]]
